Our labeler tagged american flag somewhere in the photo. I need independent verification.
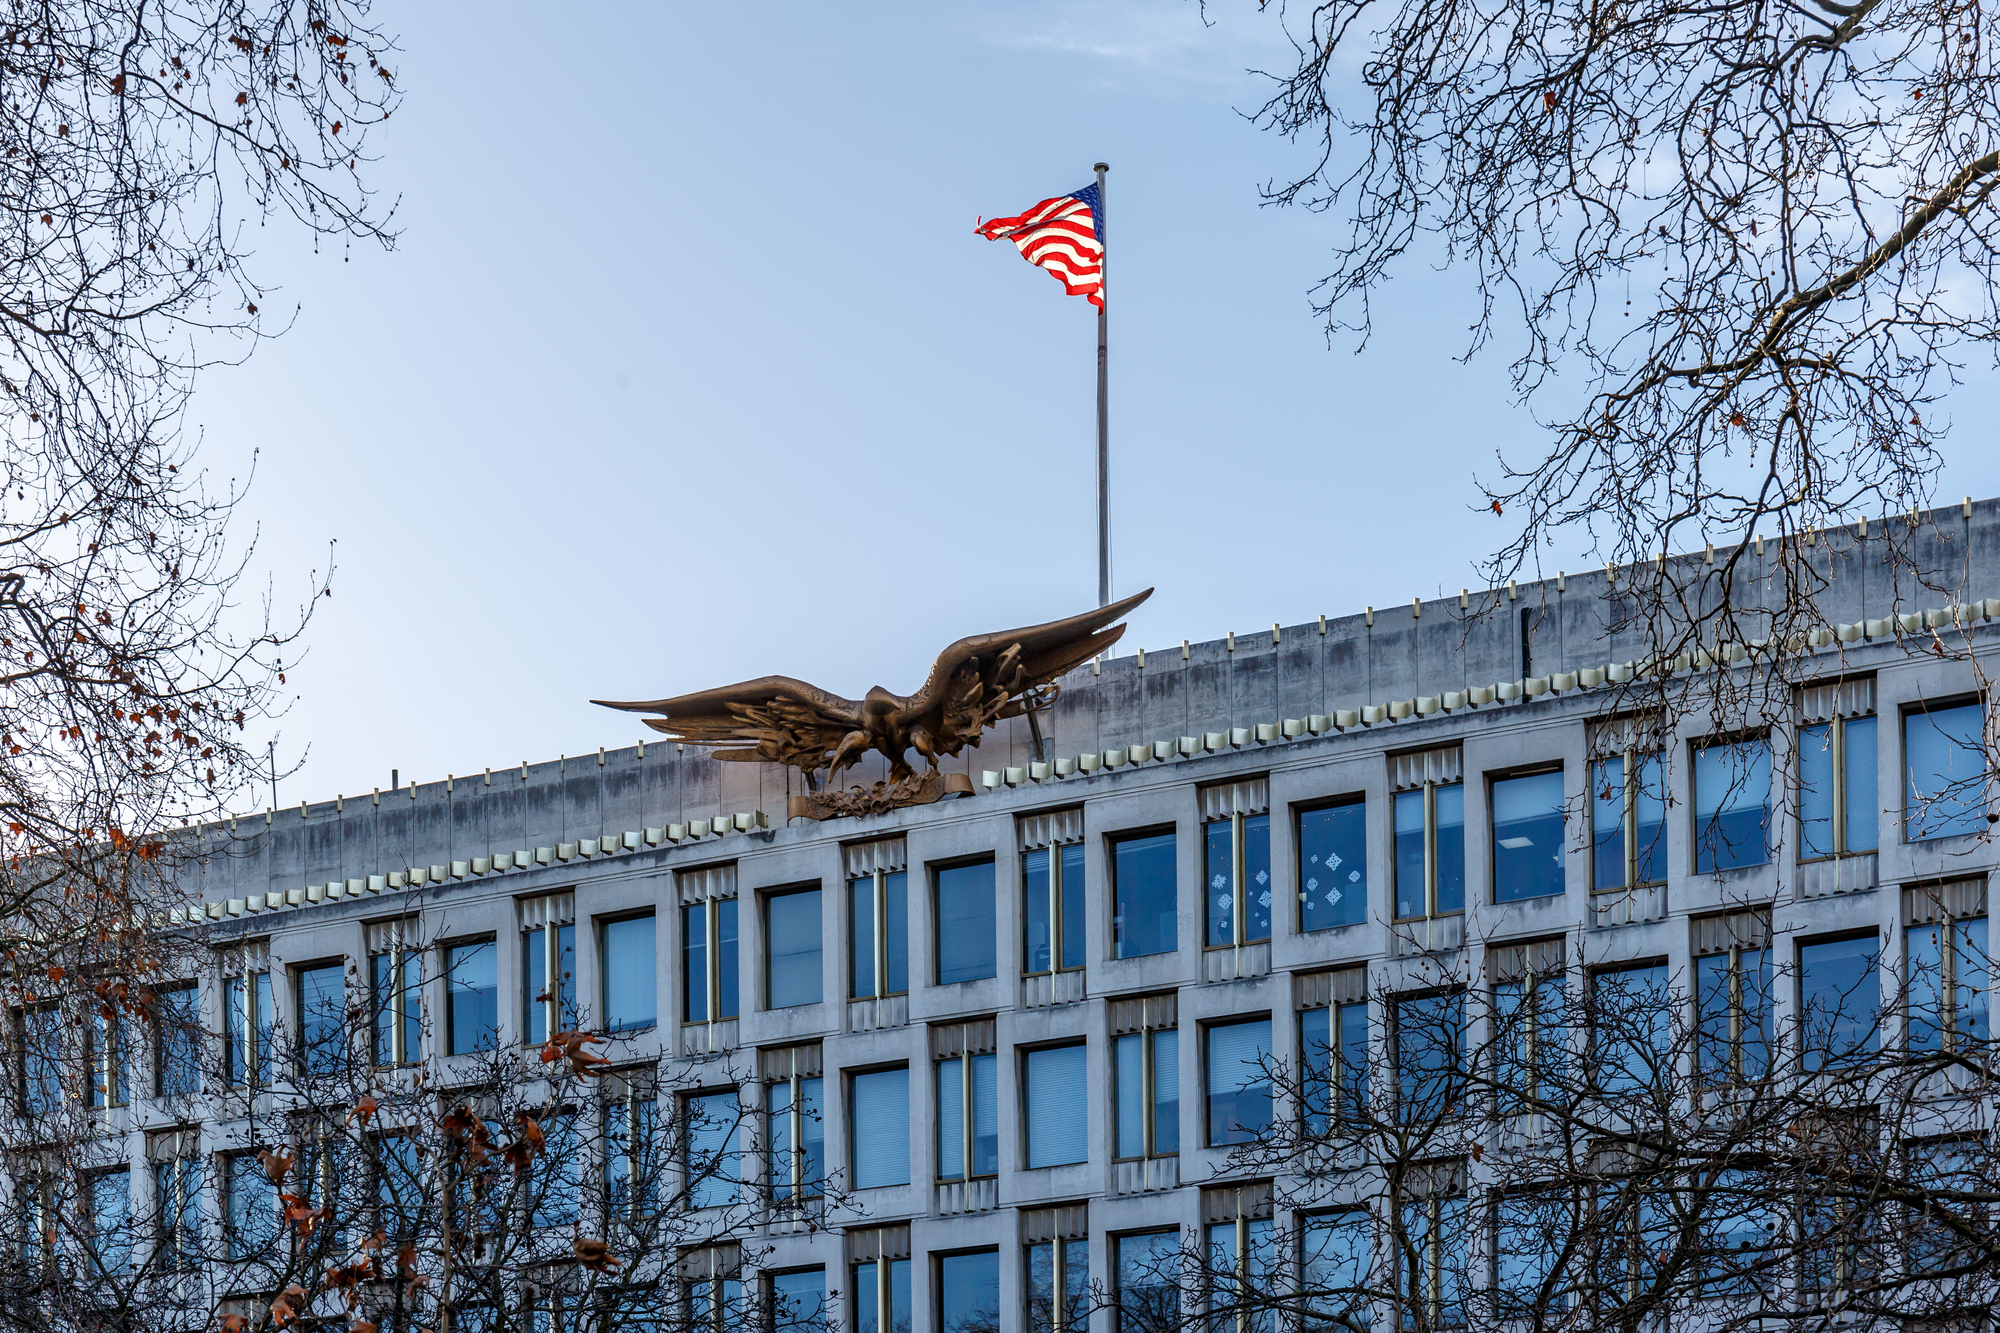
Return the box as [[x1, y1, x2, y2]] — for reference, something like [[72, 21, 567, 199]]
[[975, 183, 1104, 308]]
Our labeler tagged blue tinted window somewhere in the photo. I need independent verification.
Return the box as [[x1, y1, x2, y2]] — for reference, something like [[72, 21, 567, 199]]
[[685, 1090, 742, 1209], [936, 1053, 999, 1179], [296, 965, 345, 1077], [600, 915, 656, 1032], [936, 861, 997, 984], [1113, 833, 1177, 959], [1299, 802, 1366, 930], [1024, 845, 1086, 973], [1907, 917, 1989, 1052], [1693, 739, 1771, 872], [1395, 992, 1462, 1121], [770, 1270, 826, 1333], [850, 1067, 910, 1188], [849, 873, 909, 999], [1696, 948, 1771, 1084], [765, 888, 822, 1009], [1593, 963, 1670, 1094], [1905, 703, 1986, 840], [1492, 770, 1566, 902], [373, 949, 422, 1065], [446, 941, 497, 1054], [1800, 936, 1880, 1072], [1205, 1018, 1272, 1146], [523, 923, 576, 1046], [1025, 1045, 1088, 1167], [939, 1252, 1000, 1333], [1204, 814, 1271, 946]]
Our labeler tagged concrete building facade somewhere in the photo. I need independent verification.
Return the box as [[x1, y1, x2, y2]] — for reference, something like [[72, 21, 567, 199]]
[[40, 499, 2000, 1333]]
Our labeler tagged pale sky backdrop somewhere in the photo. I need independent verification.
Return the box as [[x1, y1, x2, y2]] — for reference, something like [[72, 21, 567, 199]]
[[193, 1, 2000, 809]]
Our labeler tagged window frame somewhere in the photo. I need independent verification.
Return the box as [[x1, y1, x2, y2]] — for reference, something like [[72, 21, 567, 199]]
[[1295, 794, 1368, 933], [1109, 825, 1179, 960], [1021, 1040, 1089, 1170], [598, 911, 659, 1034], [681, 896, 740, 1025], [936, 1047, 999, 1182], [1488, 764, 1567, 905], [932, 856, 999, 986], [522, 919, 577, 1046], [846, 1063, 913, 1190], [151, 980, 201, 1099], [1203, 804, 1272, 950], [1901, 695, 1988, 843], [848, 868, 909, 1001], [1590, 746, 1667, 893], [1690, 732, 1774, 874], [763, 883, 824, 1010], [442, 936, 499, 1056], [1023, 841, 1086, 977], [1694, 930, 1773, 1087], [1797, 931, 1883, 1074], [1797, 705, 1879, 862], [1113, 1017, 1179, 1162], [292, 959, 347, 1077], [1392, 779, 1465, 923], [1203, 1015, 1274, 1148], [935, 1247, 1002, 1333]]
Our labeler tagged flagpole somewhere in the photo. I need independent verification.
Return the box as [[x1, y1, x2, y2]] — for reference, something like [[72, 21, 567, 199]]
[[1095, 161, 1110, 609]]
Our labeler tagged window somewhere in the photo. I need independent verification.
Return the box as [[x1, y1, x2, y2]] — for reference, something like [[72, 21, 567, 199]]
[[1028, 1234, 1090, 1333], [1800, 935, 1881, 1072], [88, 1010, 129, 1109], [1301, 986, 1368, 1134], [372, 940, 421, 1066], [1205, 1018, 1272, 1147], [849, 871, 909, 1000], [1116, 1232, 1182, 1333], [1299, 801, 1367, 931], [1906, 1138, 1983, 1268], [225, 1152, 276, 1260], [849, 1067, 911, 1189], [87, 1169, 130, 1273], [1591, 749, 1666, 892], [535, 1111, 582, 1228], [15, 1175, 53, 1274], [688, 1266, 745, 1333], [683, 898, 740, 1023], [768, 1071, 825, 1201], [766, 887, 823, 1008], [1112, 831, 1177, 959], [1696, 1166, 1779, 1297], [1494, 1190, 1577, 1315], [1800, 711, 1879, 858], [1115, 1021, 1179, 1159], [1393, 782, 1464, 920], [1692, 737, 1772, 872], [295, 962, 346, 1076], [601, 914, 657, 1032], [937, 1049, 998, 1180], [152, 1154, 201, 1271], [445, 940, 498, 1054], [770, 1270, 828, 1333], [1905, 701, 1987, 840], [1397, 1185, 1466, 1328], [938, 1251, 1000, 1333], [1695, 920, 1773, 1085], [935, 861, 997, 984], [523, 921, 577, 1045], [375, 1133, 421, 1237], [16, 1004, 60, 1116], [1204, 1214, 1276, 1333], [154, 982, 200, 1097], [224, 971, 276, 1087], [685, 1090, 743, 1209], [1493, 960, 1566, 1113], [854, 1254, 910, 1333], [1491, 769, 1566, 903], [1591, 963, 1670, 1095], [1394, 992, 1463, 1122], [1908, 911, 1989, 1053], [1205, 809, 1271, 948], [1300, 1212, 1369, 1332], [1024, 1044, 1088, 1168], [1024, 844, 1086, 975], [604, 1082, 660, 1224]]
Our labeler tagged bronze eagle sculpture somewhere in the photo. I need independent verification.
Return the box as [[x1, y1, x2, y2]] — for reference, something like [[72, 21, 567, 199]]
[[593, 589, 1152, 789]]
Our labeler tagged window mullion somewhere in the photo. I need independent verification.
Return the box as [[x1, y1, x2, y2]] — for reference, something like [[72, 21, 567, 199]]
[[1622, 746, 1638, 891]]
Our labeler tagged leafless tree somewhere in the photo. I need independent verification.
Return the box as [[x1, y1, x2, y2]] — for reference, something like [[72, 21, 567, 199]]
[[0, 908, 844, 1333], [0, 0, 401, 991]]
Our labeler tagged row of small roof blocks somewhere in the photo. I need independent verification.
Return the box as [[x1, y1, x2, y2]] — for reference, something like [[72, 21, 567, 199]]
[[169, 593, 2000, 929]]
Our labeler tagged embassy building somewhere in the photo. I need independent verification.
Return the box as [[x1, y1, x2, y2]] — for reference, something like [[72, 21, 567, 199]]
[[31, 499, 2000, 1333]]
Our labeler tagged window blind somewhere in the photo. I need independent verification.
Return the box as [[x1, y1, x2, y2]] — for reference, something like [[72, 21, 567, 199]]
[[1025, 1045, 1088, 1168], [850, 1068, 910, 1188], [1208, 1019, 1272, 1096]]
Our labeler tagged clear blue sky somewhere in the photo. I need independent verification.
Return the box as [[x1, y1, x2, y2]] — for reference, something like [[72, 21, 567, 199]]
[[192, 1, 2000, 808]]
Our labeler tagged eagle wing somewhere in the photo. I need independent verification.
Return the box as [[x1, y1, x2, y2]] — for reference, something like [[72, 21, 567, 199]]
[[592, 676, 864, 769], [901, 588, 1154, 753]]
